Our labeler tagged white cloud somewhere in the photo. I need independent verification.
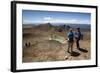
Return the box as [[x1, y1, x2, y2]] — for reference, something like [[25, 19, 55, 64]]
[[42, 18, 90, 24], [77, 20, 90, 24], [42, 18, 78, 24], [23, 17, 90, 24], [44, 17, 52, 20], [23, 19, 42, 24]]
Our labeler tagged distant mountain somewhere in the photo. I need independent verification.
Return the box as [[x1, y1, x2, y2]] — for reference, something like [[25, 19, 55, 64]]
[[23, 23, 90, 31], [23, 23, 52, 28], [23, 24, 35, 28], [65, 24, 90, 30], [34, 23, 52, 31]]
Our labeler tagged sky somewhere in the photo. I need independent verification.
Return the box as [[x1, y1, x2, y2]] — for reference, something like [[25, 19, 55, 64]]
[[22, 10, 91, 25]]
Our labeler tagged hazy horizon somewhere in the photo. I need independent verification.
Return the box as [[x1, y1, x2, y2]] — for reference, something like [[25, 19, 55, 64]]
[[23, 23, 90, 25]]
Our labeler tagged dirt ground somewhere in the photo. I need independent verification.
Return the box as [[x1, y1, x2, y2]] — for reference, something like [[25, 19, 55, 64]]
[[22, 26, 91, 63]]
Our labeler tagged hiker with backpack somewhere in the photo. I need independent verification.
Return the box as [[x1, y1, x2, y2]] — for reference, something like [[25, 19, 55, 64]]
[[67, 28, 74, 53]]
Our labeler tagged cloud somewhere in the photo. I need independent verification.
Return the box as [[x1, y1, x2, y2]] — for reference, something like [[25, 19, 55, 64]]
[[42, 18, 78, 23], [23, 17, 90, 24], [77, 20, 90, 24], [42, 18, 90, 24], [44, 17, 52, 20], [23, 19, 42, 24]]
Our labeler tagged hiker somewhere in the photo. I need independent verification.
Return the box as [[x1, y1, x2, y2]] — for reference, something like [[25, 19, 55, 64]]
[[67, 28, 74, 53], [74, 28, 83, 50]]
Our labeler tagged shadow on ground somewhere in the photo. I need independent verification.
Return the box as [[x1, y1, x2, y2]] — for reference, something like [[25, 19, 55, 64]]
[[79, 48, 88, 53], [70, 51, 80, 57]]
